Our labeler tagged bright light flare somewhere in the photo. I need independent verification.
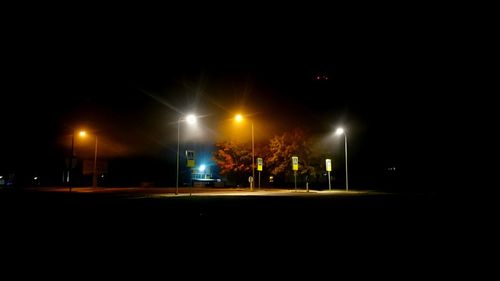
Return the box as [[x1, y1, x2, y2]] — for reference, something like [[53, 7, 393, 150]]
[[335, 128, 345, 136], [235, 114, 243, 122], [199, 164, 206, 172], [186, 114, 197, 124], [79, 131, 87, 137]]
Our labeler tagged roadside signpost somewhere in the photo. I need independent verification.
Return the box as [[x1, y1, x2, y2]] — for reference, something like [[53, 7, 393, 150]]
[[292, 156, 298, 191], [326, 159, 332, 190], [257, 157, 263, 189]]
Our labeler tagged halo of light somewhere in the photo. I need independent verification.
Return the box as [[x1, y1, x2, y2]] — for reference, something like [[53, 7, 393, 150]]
[[186, 114, 197, 124], [235, 114, 243, 122]]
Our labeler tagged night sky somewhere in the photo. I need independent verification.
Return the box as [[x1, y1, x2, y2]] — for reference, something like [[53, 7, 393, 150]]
[[1, 7, 456, 189]]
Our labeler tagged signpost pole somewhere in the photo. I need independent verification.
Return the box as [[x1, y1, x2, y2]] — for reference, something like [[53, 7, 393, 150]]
[[328, 171, 331, 190], [326, 159, 332, 191], [292, 156, 298, 192], [294, 171, 297, 191], [257, 157, 263, 190], [258, 171, 261, 190]]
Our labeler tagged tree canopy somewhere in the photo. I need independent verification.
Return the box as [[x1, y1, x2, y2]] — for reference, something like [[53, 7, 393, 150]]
[[212, 140, 252, 184], [214, 128, 327, 185]]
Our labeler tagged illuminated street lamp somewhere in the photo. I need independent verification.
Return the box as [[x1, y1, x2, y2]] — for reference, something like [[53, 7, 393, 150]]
[[235, 114, 254, 191], [78, 130, 98, 188], [176, 114, 197, 195], [67, 130, 88, 191], [335, 127, 348, 192]]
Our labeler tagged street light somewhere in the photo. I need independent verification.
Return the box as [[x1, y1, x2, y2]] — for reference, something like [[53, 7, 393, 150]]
[[235, 114, 254, 191], [67, 130, 88, 191], [335, 127, 348, 192], [79, 130, 98, 188], [176, 114, 197, 195], [68, 131, 76, 186]]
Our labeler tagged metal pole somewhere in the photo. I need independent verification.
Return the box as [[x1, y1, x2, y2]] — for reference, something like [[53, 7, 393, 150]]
[[294, 171, 297, 191], [176, 118, 180, 195], [69, 132, 74, 192], [328, 171, 331, 191], [345, 133, 348, 192], [251, 121, 255, 192], [258, 171, 261, 190], [93, 135, 98, 188]]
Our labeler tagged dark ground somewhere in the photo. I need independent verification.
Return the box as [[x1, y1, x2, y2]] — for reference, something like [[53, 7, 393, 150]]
[[0, 187, 495, 276]]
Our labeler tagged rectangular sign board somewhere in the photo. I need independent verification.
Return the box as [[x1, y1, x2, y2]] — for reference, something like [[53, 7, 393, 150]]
[[292, 156, 298, 171], [326, 159, 332, 172]]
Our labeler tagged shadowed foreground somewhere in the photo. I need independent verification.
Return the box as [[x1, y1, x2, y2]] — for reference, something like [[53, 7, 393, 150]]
[[0, 186, 492, 273], [0, 187, 457, 236]]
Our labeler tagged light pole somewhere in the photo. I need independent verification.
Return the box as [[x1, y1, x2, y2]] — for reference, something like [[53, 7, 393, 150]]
[[68, 130, 81, 191], [67, 130, 86, 190], [335, 127, 348, 192], [251, 121, 255, 191], [235, 114, 254, 191], [92, 134, 98, 188], [176, 114, 197, 195], [68, 131, 75, 190], [79, 130, 98, 188]]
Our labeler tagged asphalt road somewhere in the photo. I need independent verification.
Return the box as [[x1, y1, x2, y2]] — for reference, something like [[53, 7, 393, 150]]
[[0, 187, 448, 235], [0, 186, 492, 272]]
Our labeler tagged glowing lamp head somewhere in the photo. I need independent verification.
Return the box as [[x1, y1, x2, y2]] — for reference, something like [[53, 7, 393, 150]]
[[79, 131, 87, 137], [185, 114, 197, 124], [235, 114, 243, 122], [335, 128, 345, 136], [199, 164, 206, 172]]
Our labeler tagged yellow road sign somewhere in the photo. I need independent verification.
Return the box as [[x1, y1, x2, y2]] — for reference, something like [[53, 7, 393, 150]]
[[186, 150, 195, 168], [292, 156, 298, 171], [326, 159, 332, 172], [257, 158, 263, 171]]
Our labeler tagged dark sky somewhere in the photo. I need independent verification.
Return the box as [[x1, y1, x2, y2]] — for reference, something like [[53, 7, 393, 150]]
[[1, 6, 457, 187]]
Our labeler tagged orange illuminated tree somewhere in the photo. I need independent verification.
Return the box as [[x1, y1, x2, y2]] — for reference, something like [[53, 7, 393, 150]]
[[214, 128, 322, 187], [264, 128, 317, 184], [213, 140, 253, 185]]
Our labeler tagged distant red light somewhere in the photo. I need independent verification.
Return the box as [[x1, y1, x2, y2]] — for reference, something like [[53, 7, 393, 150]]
[[315, 75, 330, 81]]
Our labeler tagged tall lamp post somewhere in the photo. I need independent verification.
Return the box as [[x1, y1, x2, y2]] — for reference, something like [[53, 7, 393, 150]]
[[335, 127, 348, 192], [235, 114, 254, 191], [79, 131, 98, 188], [92, 134, 98, 188], [68, 130, 85, 191], [68, 131, 76, 189], [176, 114, 197, 195]]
